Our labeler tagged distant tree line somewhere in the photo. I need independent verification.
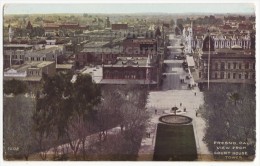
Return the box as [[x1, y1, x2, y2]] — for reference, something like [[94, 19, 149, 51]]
[[15, 26, 45, 38]]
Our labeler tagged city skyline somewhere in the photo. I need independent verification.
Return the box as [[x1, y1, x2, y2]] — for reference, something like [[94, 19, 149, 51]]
[[4, 3, 255, 15]]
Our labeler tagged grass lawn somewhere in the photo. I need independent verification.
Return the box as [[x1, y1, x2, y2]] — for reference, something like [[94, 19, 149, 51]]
[[153, 123, 197, 161]]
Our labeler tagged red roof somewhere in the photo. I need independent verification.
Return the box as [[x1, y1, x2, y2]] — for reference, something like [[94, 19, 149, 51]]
[[112, 24, 128, 30], [43, 23, 59, 29]]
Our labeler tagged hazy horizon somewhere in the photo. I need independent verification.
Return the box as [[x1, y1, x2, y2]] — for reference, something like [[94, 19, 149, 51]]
[[3, 3, 255, 15]]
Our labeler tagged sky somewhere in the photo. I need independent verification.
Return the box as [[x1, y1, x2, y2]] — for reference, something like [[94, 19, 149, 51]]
[[3, 3, 255, 15]]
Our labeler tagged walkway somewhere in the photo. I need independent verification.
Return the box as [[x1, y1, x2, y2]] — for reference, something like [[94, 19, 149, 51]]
[[138, 88, 213, 161]]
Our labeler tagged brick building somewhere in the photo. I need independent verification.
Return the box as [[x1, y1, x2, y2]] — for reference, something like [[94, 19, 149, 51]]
[[122, 38, 157, 56], [100, 54, 159, 87], [197, 34, 255, 89], [3, 44, 33, 69], [111, 23, 128, 31]]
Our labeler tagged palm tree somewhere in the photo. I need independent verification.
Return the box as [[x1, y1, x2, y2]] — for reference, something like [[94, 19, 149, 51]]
[[227, 92, 240, 106], [171, 106, 178, 115]]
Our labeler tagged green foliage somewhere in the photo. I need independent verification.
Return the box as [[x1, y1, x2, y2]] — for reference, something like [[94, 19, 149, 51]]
[[89, 84, 149, 160], [3, 95, 36, 160], [194, 16, 223, 25], [4, 79, 28, 95], [31, 26, 45, 37], [33, 72, 101, 138], [200, 84, 256, 158]]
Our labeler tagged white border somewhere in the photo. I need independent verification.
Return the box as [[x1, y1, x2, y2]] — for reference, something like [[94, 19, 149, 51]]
[[0, 0, 259, 166]]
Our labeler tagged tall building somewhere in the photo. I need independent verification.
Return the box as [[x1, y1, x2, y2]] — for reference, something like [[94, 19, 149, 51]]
[[183, 21, 193, 53], [197, 33, 255, 90]]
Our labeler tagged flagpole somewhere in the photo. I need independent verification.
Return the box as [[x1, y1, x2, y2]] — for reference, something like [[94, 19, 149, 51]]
[[207, 32, 210, 90]]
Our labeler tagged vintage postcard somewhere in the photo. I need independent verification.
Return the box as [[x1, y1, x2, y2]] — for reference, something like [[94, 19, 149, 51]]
[[1, 0, 258, 164]]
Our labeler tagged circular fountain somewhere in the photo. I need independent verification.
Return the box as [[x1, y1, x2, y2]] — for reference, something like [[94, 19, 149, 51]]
[[159, 115, 192, 125]]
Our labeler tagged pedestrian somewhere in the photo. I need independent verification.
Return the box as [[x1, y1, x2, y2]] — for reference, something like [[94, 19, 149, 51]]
[[196, 111, 198, 117], [194, 92, 196, 96], [155, 109, 157, 114], [180, 102, 182, 107], [184, 108, 186, 112]]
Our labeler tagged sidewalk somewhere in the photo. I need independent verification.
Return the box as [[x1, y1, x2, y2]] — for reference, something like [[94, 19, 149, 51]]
[[33, 126, 122, 159]]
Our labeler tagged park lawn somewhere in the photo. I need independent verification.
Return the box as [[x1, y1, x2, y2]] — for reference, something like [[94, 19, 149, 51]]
[[153, 123, 197, 161]]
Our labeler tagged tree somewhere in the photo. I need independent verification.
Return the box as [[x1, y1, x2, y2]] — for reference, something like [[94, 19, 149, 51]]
[[200, 84, 256, 159], [178, 24, 184, 33], [155, 26, 161, 37], [118, 84, 150, 154], [3, 79, 27, 95], [95, 86, 126, 140], [34, 17, 43, 22], [3, 95, 36, 160], [176, 18, 183, 26], [84, 84, 150, 160], [65, 74, 101, 159], [31, 26, 45, 37], [33, 73, 101, 159], [227, 92, 240, 106]]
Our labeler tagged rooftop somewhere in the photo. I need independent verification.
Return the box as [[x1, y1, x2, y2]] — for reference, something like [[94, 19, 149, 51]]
[[83, 41, 110, 48], [82, 66, 103, 83], [186, 56, 195, 67], [104, 57, 150, 67], [25, 46, 63, 57], [4, 76, 42, 82], [56, 64, 73, 70], [201, 48, 254, 58], [9, 61, 55, 72], [81, 46, 123, 53], [4, 44, 33, 48]]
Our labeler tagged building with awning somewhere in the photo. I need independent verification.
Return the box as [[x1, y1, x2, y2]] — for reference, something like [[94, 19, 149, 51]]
[[186, 56, 195, 71]]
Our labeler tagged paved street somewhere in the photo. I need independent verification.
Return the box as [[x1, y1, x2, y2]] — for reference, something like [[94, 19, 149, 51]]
[[162, 60, 189, 90], [162, 36, 190, 91], [138, 34, 212, 161]]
